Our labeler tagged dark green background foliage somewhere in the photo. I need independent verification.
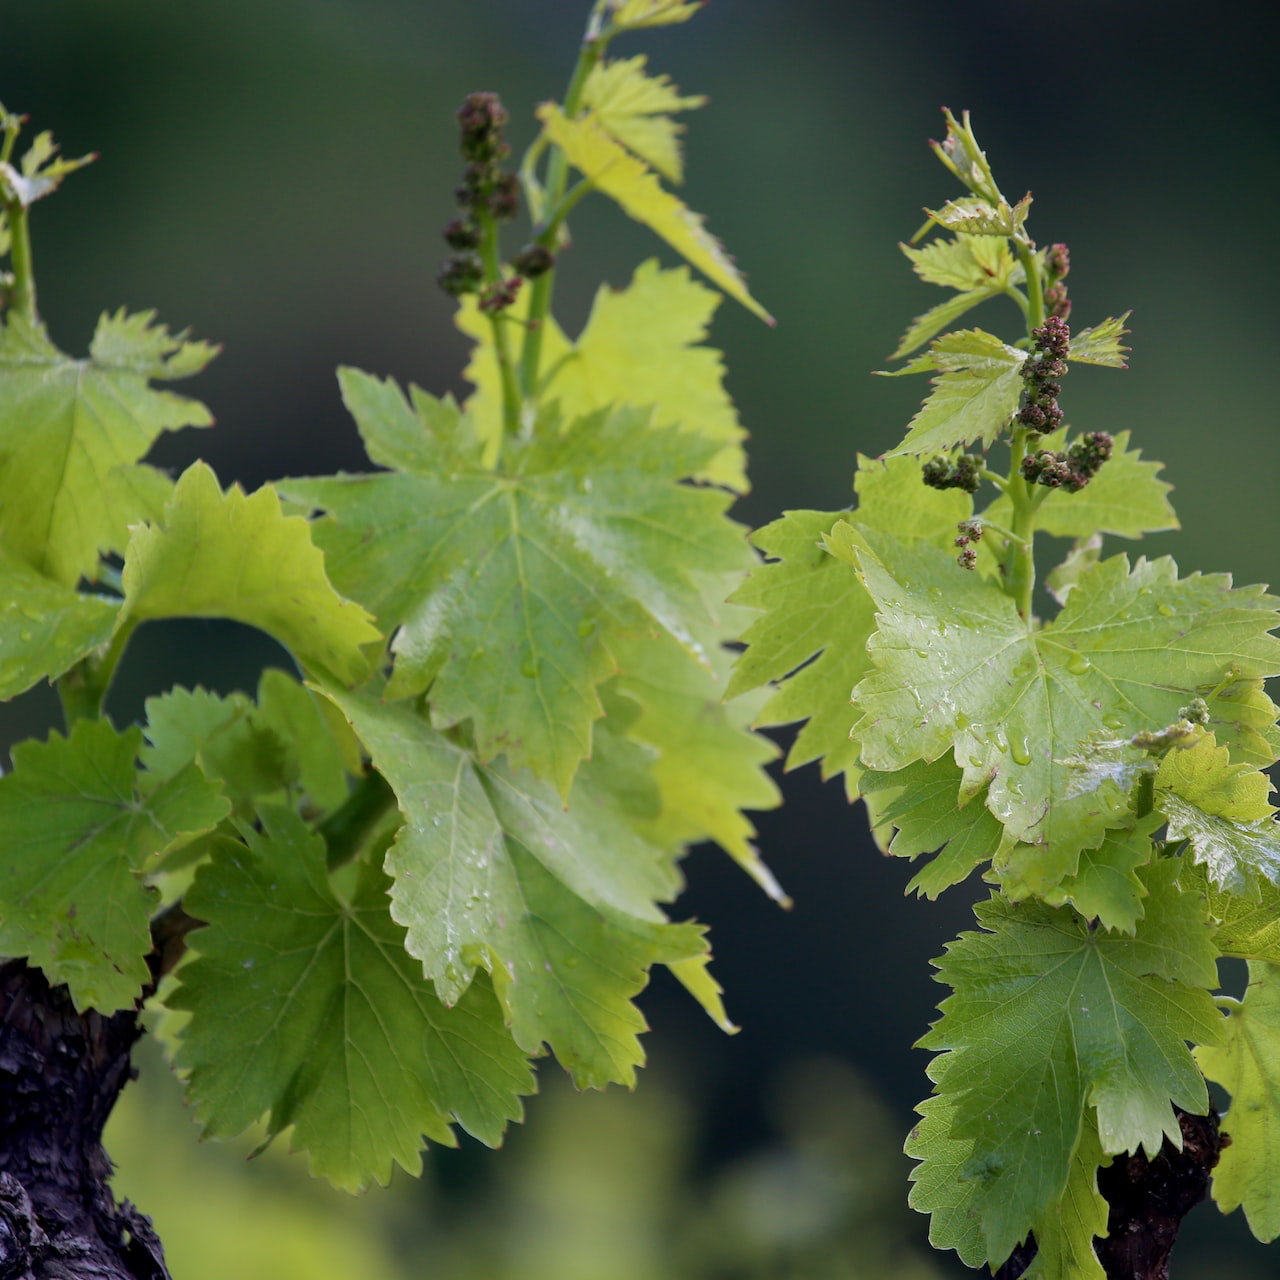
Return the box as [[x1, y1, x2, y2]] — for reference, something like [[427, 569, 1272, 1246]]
[[3, 3, 1278, 1276]]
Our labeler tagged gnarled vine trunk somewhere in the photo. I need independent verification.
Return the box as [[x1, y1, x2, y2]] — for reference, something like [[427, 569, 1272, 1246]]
[[0, 960, 168, 1280], [996, 1108, 1223, 1280]]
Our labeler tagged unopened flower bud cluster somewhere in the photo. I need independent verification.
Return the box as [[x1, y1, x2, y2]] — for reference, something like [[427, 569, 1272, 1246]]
[[436, 92, 555, 311]]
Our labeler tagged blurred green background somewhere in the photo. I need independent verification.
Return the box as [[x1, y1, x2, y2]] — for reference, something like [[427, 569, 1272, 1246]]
[[3, 2, 1279, 1276]]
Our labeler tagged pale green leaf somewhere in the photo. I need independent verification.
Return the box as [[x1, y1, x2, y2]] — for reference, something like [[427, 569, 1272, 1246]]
[[1196, 960, 1280, 1241], [1046, 534, 1103, 606], [0, 310, 215, 584], [318, 687, 706, 1089], [607, 0, 703, 31], [1156, 733, 1280, 894], [1186, 863, 1280, 962], [1069, 314, 1131, 368], [900, 235, 1014, 291], [911, 862, 1221, 1265], [852, 542, 1280, 890], [538, 103, 772, 324], [889, 288, 995, 361], [0, 720, 229, 1011], [171, 807, 535, 1191], [119, 461, 382, 685], [0, 547, 118, 700], [887, 329, 1026, 456], [924, 193, 1032, 237], [728, 455, 973, 794], [609, 628, 783, 901], [283, 384, 750, 796], [581, 55, 704, 182], [459, 261, 747, 490]]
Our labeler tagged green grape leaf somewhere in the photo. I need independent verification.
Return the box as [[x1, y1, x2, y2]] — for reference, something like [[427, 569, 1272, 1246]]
[[0, 310, 215, 585], [537, 103, 773, 325], [924, 193, 1032, 237], [171, 807, 535, 1191], [889, 288, 997, 362], [1195, 961, 1280, 1242], [981, 430, 1177, 542], [1156, 733, 1280, 894], [726, 509, 871, 792], [0, 547, 119, 700], [608, 0, 702, 27], [887, 329, 1026, 456], [1021, 1120, 1110, 1280], [459, 260, 748, 490], [283, 381, 750, 796], [1069, 314, 1131, 368], [900, 235, 1015, 291], [119, 461, 381, 685], [910, 861, 1221, 1266], [1036, 815, 1159, 934], [852, 542, 1280, 890], [255, 667, 358, 811], [1046, 534, 1103, 606], [0, 719, 229, 1011], [318, 687, 707, 1088], [728, 455, 974, 794], [609, 629, 784, 901], [1186, 862, 1280, 962], [905, 1086, 987, 1268], [581, 55, 704, 182], [141, 686, 290, 811], [858, 758, 1005, 898]]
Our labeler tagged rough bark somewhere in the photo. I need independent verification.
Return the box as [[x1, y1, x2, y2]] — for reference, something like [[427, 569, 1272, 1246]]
[[0, 960, 168, 1280], [995, 1107, 1223, 1280]]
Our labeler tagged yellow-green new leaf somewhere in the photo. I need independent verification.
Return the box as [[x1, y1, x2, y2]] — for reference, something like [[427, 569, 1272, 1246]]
[[538, 103, 772, 324], [119, 462, 381, 685], [0, 547, 119, 700], [1196, 961, 1280, 1242], [0, 310, 215, 585], [582, 55, 705, 182], [460, 261, 748, 490], [607, 0, 702, 30]]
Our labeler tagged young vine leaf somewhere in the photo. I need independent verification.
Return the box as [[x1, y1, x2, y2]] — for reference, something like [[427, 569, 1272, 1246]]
[[1195, 961, 1280, 1242], [0, 309, 216, 585], [171, 806, 535, 1192], [282, 378, 750, 798]]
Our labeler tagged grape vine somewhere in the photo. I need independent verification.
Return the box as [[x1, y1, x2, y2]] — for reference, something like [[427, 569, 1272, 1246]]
[[0, 2, 780, 1267], [731, 108, 1280, 1276]]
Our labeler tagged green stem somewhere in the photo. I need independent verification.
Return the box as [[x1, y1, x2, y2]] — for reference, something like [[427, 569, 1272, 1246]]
[[4, 198, 36, 320], [1003, 429, 1037, 621], [58, 617, 137, 727], [319, 768, 397, 872], [516, 15, 612, 406], [478, 217, 521, 437], [1014, 238, 1044, 331]]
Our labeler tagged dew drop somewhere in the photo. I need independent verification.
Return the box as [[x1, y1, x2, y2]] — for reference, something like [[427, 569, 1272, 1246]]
[[1010, 736, 1032, 766], [521, 657, 539, 679], [1102, 714, 1124, 731], [577, 618, 595, 639], [1066, 651, 1090, 676], [1157, 603, 1175, 618]]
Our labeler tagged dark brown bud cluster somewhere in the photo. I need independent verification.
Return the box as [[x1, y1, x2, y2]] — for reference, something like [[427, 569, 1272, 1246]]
[[954, 518, 983, 570], [922, 453, 982, 493], [1044, 242, 1071, 321], [1017, 315, 1070, 433], [435, 92, 544, 309], [513, 243, 555, 279], [1021, 431, 1113, 492]]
